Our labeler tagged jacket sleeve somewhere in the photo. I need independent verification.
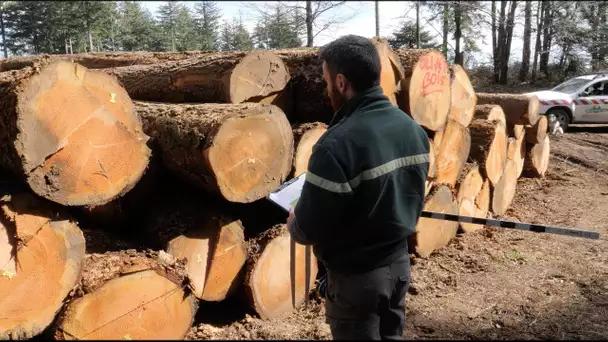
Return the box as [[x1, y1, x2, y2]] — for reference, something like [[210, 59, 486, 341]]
[[288, 143, 353, 245]]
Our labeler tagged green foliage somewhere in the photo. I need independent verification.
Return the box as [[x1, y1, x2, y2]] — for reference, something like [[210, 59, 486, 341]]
[[118, 1, 159, 51], [193, 1, 222, 50], [252, 3, 303, 49], [220, 16, 253, 51], [388, 21, 439, 49]]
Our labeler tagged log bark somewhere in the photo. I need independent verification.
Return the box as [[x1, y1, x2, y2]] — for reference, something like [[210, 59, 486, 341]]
[[474, 104, 507, 127], [449, 65, 476, 127], [412, 185, 459, 257], [371, 38, 405, 106], [0, 61, 151, 206], [244, 225, 318, 319], [491, 159, 519, 215], [54, 251, 197, 340], [0, 51, 213, 72], [523, 135, 550, 177], [104, 51, 290, 104], [435, 119, 471, 187], [135, 101, 294, 203], [468, 119, 508, 186], [396, 49, 451, 131], [456, 164, 488, 233], [476, 92, 540, 126], [292, 122, 327, 177], [507, 136, 526, 178], [525, 114, 548, 144], [0, 192, 85, 340]]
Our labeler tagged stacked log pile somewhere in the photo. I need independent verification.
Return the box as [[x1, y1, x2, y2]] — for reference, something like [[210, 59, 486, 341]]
[[0, 39, 549, 340]]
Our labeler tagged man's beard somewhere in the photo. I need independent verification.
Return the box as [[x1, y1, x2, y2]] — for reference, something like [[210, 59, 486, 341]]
[[329, 86, 347, 112]]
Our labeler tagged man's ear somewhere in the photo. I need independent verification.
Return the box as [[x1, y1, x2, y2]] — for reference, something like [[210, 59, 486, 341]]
[[336, 74, 347, 93]]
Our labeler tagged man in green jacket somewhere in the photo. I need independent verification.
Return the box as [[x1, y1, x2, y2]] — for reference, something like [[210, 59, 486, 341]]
[[287, 35, 430, 340]]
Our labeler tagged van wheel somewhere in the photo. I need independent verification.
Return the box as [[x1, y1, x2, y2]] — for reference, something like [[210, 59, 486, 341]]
[[547, 108, 570, 132]]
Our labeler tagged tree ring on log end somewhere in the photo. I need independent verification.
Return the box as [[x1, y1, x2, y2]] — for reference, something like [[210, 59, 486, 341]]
[[226, 51, 290, 104], [0, 193, 85, 340], [205, 104, 293, 203], [16, 61, 151, 206]]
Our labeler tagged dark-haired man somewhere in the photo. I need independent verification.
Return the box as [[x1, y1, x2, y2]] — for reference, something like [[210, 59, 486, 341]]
[[286, 35, 430, 340]]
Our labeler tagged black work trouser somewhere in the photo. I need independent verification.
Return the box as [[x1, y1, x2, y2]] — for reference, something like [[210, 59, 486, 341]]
[[323, 253, 411, 340]]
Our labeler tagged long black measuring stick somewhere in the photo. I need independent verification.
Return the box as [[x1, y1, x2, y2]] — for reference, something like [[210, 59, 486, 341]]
[[420, 211, 600, 240]]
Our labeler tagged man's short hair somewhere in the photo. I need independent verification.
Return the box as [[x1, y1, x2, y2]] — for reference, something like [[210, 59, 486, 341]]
[[319, 35, 381, 93]]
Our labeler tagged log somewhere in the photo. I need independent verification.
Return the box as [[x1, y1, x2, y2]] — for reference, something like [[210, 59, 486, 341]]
[[244, 225, 318, 319], [54, 251, 197, 340], [448, 65, 476, 127], [523, 135, 550, 177], [507, 136, 526, 178], [456, 164, 487, 233], [476, 93, 540, 126], [166, 216, 248, 302], [468, 119, 508, 186], [396, 50, 451, 131], [435, 119, 471, 187], [473, 104, 507, 127], [525, 114, 548, 144], [508, 124, 525, 139], [135, 101, 294, 203], [292, 122, 328, 177], [476, 178, 491, 214], [427, 139, 437, 180], [0, 51, 214, 72], [104, 50, 290, 104], [412, 185, 459, 257], [491, 159, 519, 216], [371, 38, 405, 105], [0, 61, 151, 206], [0, 193, 85, 340]]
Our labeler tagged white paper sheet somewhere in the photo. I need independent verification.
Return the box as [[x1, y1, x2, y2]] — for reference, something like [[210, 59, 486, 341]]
[[267, 172, 307, 212]]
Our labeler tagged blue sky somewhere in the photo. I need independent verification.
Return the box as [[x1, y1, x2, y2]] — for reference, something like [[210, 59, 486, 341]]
[[140, 1, 528, 66]]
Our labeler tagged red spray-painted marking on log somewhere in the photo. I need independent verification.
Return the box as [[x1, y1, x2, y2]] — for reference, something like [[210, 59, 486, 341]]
[[419, 54, 447, 97]]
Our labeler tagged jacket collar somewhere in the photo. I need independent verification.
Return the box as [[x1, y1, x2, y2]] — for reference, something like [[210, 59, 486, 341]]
[[329, 86, 387, 127]]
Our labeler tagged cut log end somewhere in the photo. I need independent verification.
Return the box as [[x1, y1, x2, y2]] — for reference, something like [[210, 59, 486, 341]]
[[474, 104, 507, 127], [371, 38, 403, 105], [17, 61, 150, 206], [449, 65, 476, 127], [225, 51, 290, 104], [469, 119, 508, 186], [435, 120, 471, 186], [525, 114, 548, 144], [0, 193, 85, 340], [507, 137, 526, 178], [293, 123, 328, 177], [403, 51, 451, 131], [523, 135, 550, 178], [245, 225, 318, 320], [56, 269, 196, 340], [413, 185, 459, 257], [167, 218, 248, 301], [492, 159, 519, 216], [206, 104, 294, 202], [456, 164, 488, 233]]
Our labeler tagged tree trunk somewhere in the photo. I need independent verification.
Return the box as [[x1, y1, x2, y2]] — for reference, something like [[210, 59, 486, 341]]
[[244, 224, 318, 319], [54, 251, 197, 340], [468, 119, 508, 186], [476, 93, 540, 126], [449, 65, 477, 127], [375, 1, 380, 38], [0, 192, 85, 340], [395, 49, 451, 131], [525, 114, 548, 144], [416, 2, 421, 48], [492, 0, 498, 82], [491, 158, 518, 215], [522, 135, 550, 177], [443, 3, 449, 57], [411, 185, 459, 257], [435, 120, 471, 187], [519, 0, 532, 81], [135, 101, 294, 203], [0, 61, 151, 206], [0, 1, 7, 59], [494, 0, 507, 83], [532, 0, 544, 80], [499, 0, 518, 84], [454, 0, 463, 65], [292, 122, 328, 177], [306, 1, 313, 47], [104, 51, 290, 104], [539, 0, 552, 75]]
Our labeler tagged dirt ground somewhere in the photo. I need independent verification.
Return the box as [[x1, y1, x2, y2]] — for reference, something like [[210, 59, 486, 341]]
[[183, 125, 608, 340]]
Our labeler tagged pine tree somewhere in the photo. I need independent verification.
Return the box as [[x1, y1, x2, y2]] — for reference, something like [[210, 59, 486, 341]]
[[194, 1, 222, 50], [118, 1, 158, 51], [388, 21, 439, 49], [231, 16, 253, 51]]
